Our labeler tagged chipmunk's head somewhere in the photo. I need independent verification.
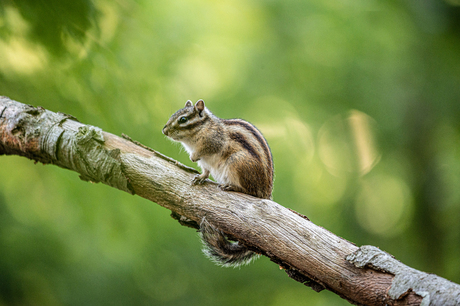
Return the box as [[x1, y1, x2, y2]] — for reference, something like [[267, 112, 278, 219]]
[[162, 100, 209, 142]]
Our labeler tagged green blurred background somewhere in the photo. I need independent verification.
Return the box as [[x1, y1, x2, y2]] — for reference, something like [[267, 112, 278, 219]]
[[1, 0, 460, 305]]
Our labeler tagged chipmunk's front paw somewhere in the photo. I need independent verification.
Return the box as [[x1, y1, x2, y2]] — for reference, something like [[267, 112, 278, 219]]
[[192, 174, 207, 185], [219, 184, 243, 193]]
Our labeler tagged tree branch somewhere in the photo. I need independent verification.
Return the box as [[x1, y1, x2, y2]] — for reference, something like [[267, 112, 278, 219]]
[[1, 96, 459, 306]]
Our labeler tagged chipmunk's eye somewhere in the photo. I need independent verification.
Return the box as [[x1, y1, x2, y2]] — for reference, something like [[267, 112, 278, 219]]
[[178, 116, 188, 124]]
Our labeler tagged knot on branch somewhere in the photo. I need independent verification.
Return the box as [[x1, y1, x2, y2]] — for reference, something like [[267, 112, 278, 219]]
[[76, 125, 104, 145]]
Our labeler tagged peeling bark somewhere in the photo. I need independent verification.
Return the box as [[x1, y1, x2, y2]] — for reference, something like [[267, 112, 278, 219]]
[[347, 246, 460, 306], [1, 96, 459, 306]]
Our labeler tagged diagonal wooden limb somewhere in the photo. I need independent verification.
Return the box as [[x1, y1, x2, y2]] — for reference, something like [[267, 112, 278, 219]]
[[1, 96, 459, 306]]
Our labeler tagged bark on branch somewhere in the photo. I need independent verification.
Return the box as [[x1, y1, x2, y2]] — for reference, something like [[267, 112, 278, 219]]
[[1, 96, 459, 306]]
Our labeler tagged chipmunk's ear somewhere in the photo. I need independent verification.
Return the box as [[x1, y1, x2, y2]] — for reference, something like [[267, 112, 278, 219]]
[[185, 100, 193, 107], [195, 100, 205, 114]]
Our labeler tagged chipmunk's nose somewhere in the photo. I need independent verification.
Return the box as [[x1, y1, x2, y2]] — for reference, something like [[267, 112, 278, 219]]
[[162, 126, 169, 135]]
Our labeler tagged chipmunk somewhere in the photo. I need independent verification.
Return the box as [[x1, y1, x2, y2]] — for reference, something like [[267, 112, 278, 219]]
[[162, 100, 274, 267]]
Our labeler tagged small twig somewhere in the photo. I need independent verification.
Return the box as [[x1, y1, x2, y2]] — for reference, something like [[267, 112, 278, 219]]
[[121, 133, 199, 175]]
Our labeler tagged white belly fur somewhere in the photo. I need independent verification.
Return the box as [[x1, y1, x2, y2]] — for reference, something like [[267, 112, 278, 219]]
[[181, 142, 240, 187], [198, 156, 240, 187]]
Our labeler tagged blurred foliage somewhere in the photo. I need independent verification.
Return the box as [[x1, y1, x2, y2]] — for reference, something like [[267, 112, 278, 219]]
[[1, 0, 460, 305]]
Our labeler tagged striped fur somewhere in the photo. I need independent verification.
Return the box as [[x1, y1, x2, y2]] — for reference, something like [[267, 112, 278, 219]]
[[224, 119, 273, 199]]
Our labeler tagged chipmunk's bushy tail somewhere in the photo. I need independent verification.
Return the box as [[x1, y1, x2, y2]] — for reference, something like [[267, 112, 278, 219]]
[[200, 217, 259, 268]]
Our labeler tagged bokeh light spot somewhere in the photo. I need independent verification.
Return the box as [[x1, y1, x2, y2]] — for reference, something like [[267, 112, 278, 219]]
[[318, 110, 381, 177], [356, 174, 413, 236]]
